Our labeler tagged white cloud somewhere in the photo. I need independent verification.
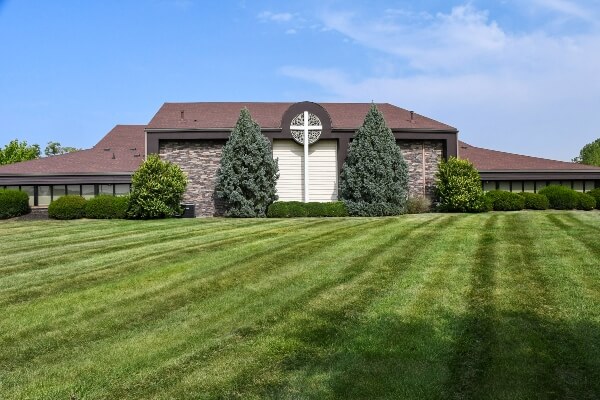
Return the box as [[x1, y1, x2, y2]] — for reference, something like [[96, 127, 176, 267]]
[[532, 0, 594, 21], [258, 11, 294, 23], [280, 4, 600, 161], [285, 28, 297, 35]]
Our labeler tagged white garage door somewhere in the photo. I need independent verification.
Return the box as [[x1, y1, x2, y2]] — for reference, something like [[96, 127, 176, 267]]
[[272, 139, 338, 202]]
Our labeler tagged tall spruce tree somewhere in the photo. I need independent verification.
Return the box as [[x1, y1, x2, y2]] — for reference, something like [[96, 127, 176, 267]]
[[339, 103, 409, 216], [215, 108, 279, 217]]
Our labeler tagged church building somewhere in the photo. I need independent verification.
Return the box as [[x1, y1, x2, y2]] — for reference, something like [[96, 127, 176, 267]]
[[1, 101, 599, 216]]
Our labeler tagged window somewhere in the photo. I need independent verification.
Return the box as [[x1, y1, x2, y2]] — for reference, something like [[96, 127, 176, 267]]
[[38, 186, 51, 205], [523, 181, 535, 193], [67, 185, 81, 195], [483, 181, 496, 192], [19, 186, 35, 206], [100, 184, 114, 195], [573, 181, 584, 192], [536, 181, 547, 192], [115, 184, 130, 196], [498, 181, 510, 191], [585, 181, 596, 191], [82, 185, 95, 199], [52, 185, 66, 201], [511, 181, 523, 192]]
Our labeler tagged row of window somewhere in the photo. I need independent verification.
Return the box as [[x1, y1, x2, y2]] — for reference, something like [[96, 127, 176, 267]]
[[482, 180, 597, 193], [1, 184, 131, 206]]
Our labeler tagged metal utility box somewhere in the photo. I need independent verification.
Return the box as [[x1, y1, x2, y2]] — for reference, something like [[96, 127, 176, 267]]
[[181, 203, 195, 218]]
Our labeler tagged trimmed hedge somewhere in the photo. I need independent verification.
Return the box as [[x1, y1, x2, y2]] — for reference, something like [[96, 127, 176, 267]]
[[484, 190, 525, 211], [0, 189, 30, 219], [576, 192, 596, 211], [518, 192, 549, 210], [538, 185, 579, 210], [267, 201, 348, 218], [48, 195, 87, 220], [85, 195, 129, 219], [586, 188, 600, 209]]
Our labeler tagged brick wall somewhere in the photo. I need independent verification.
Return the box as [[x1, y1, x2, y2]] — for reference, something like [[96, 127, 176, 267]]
[[398, 140, 444, 199], [159, 140, 226, 216]]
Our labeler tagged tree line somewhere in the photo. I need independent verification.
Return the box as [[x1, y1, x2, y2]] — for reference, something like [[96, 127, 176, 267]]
[[0, 140, 80, 166]]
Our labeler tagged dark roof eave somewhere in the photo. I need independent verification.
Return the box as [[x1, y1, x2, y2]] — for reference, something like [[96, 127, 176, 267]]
[[145, 127, 458, 133]]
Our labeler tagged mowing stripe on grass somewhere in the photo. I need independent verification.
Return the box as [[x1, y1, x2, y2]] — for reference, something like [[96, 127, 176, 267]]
[[157, 216, 463, 399], [446, 213, 498, 400]]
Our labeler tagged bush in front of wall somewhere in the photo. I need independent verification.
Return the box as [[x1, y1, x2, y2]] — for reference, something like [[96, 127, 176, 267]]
[[538, 185, 579, 210], [484, 190, 525, 211], [127, 154, 188, 219], [48, 195, 87, 220], [405, 196, 432, 214], [586, 188, 600, 209], [518, 192, 550, 210], [0, 189, 30, 219], [267, 201, 348, 218], [576, 192, 596, 211], [85, 195, 129, 219], [435, 157, 489, 213]]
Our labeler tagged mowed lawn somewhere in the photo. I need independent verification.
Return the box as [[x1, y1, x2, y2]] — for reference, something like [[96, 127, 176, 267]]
[[1, 212, 600, 399]]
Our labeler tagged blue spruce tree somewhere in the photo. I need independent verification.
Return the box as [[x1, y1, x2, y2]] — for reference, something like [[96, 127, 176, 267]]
[[215, 108, 279, 217], [339, 104, 408, 216]]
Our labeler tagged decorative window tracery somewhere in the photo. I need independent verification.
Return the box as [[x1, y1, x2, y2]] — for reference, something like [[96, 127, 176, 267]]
[[290, 112, 322, 145]]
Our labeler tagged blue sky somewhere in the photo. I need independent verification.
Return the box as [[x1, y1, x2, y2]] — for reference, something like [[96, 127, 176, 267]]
[[1, 0, 599, 161]]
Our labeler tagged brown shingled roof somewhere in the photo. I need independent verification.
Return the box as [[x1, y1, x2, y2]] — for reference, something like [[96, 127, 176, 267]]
[[459, 141, 600, 171], [146, 102, 457, 131], [0, 125, 145, 175]]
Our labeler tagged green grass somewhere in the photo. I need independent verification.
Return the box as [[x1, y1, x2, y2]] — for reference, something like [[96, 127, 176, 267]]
[[1, 212, 599, 399]]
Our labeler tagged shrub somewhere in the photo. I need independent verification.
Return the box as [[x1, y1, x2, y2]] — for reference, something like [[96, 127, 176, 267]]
[[215, 108, 279, 217], [48, 195, 87, 219], [435, 157, 488, 213], [484, 190, 525, 211], [128, 154, 187, 219], [0, 189, 30, 219], [405, 196, 432, 214], [85, 195, 129, 219], [267, 201, 348, 218], [576, 192, 596, 211], [518, 192, 549, 210], [339, 104, 408, 216], [538, 185, 579, 210], [586, 188, 600, 209]]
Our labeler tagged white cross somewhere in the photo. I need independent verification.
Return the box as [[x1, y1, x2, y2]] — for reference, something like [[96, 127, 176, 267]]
[[290, 111, 322, 202]]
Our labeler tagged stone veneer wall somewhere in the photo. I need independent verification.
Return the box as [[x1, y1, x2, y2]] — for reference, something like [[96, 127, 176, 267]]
[[397, 140, 444, 199], [159, 140, 226, 217], [159, 138, 444, 216]]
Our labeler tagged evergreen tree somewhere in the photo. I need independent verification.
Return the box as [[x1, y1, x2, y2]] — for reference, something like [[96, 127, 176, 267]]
[[215, 108, 279, 217], [339, 103, 409, 216]]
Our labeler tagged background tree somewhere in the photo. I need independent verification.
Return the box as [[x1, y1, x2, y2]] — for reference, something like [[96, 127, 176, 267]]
[[0, 139, 40, 165], [44, 141, 80, 156], [127, 154, 187, 219], [435, 157, 489, 212], [339, 103, 408, 216], [573, 138, 600, 166], [215, 108, 279, 217]]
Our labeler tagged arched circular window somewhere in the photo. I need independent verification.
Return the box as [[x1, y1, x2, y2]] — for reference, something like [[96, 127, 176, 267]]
[[290, 112, 322, 145]]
